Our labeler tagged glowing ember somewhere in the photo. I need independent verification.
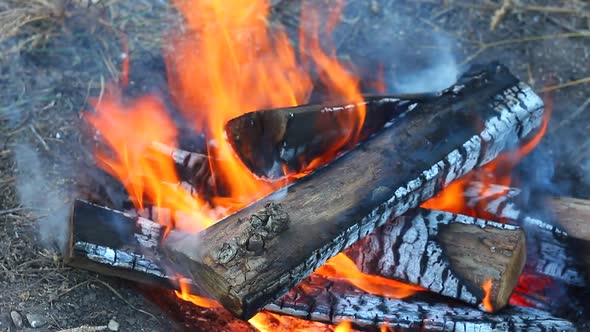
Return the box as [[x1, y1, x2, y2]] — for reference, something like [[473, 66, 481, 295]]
[[316, 253, 424, 298], [481, 279, 494, 312]]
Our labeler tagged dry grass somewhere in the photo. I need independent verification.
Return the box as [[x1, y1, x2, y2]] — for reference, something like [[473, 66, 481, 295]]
[[0, 0, 68, 54]]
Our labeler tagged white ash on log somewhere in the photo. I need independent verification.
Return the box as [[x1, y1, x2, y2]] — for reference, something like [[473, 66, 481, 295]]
[[343, 208, 526, 311], [69, 200, 526, 312], [161, 63, 545, 318], [267, 274, 576, 332], [462, 182, 587, 287]]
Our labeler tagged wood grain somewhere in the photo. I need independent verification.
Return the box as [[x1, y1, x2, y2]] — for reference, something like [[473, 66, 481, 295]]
[[346, 208, 526, 311], [462, 182, 587, 286]]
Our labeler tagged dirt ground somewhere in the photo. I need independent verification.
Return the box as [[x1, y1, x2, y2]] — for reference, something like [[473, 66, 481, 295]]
[[1, 0, 590, 331]]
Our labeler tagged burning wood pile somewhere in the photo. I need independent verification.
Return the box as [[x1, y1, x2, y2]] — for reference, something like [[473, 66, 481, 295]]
[[65, 0, 588, 331]]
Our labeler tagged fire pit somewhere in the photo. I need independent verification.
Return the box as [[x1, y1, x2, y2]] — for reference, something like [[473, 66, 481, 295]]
[[2, 0, 590, 331]]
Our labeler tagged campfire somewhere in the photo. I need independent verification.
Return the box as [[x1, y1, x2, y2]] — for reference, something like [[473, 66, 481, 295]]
[[63, 0, 587, 330]]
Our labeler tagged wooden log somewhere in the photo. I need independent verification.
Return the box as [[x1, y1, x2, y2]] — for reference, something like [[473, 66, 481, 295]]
[[225, 94, 437, 179], [267, 274, 576, 332], [162, 63, 545, 318], [550, 196, 590, 243], [343, 208, 526, 311], [69, 199, 526, 311], [462, 182, 587, 286]]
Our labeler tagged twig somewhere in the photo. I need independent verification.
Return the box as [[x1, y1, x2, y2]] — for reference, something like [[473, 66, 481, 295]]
[[461, 32, 590, 65], [57, 325, 107, 332], [29, 124, 50, 151], [490, 0, 511, 31], [538, 76, 590, 93], [0, 207, 28, 216], [416, 0, 587, 15], [92, 278, 159, 322], [49, 280, 91, 301]]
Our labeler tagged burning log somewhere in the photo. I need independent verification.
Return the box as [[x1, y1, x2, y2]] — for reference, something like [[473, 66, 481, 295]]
[[462, 182, 588, 287], [267, 274, 576, 331], [225, 94, 437, 179], [68, 199, 526, 311], [161, 63, 545, 318], [343, 208, 526, 312]]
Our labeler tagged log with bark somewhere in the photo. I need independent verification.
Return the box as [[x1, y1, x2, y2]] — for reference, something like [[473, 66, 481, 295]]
[[461, 181, 588, 286], [267, 274, 576, 331], [68, 199, 527, 312], [161, 63, 545, 318]]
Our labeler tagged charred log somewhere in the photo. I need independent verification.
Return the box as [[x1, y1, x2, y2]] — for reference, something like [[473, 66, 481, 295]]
[[267, 275, 576, 332], [225, 94, 437, 179], [162, 63, 545, 318], [462, 182, 588, 286], [344, 208, 526, 312]]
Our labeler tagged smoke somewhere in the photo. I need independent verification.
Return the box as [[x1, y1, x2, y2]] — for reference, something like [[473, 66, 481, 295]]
[[328, 2, 460, 95], [385, 37, 459, 94], [14, 144, 70, 253]]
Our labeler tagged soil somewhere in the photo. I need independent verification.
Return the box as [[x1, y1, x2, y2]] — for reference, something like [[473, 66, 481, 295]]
[[1, 0, 589, 331]]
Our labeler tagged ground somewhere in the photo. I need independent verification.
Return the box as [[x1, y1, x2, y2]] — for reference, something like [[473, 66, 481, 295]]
[[1, 0, 590, 331]]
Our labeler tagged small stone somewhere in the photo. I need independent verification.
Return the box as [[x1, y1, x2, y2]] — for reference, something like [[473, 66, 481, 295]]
[[108, 319, 119, 331], [26, 313, 47, 328], [10, 311, 23, 328]]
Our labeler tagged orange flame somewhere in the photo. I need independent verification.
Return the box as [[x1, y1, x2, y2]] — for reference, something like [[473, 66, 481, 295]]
[[86, 93, 217, 232], [334, 321, 352, 332], [86, 0, 367, 233], [481, 279, 494, 312], [316, 253, 424, 299], [249, 311, 338, 332], [174, 276, 221, 308]]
